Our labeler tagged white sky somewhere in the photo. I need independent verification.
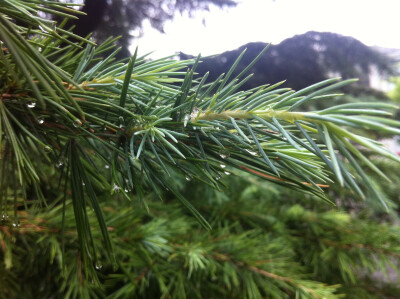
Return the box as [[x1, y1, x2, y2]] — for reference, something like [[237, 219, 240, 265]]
[[131, 0, 400, 58]]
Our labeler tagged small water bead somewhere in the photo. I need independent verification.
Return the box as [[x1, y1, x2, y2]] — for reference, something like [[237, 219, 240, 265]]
[[12, 221, 20, 228], [37, 116, 44, 124], [124, 189, 129, 193], [50, 22, 57, 31], [105, 165, 110, 169], [56, 157, 65, 168], [185, 176, 191, 181], [95, 261, 103, 270], [1, 214, 9, 223], [215, 176, 221, 181], [245, 149, 258, 156], [218, 149, 230, 159], [27, 102, 36, 108], [220, 164, 226, 168], [82, 182, 86, 186], [183, 114, 190, 127], [224, 171, 231, 176]]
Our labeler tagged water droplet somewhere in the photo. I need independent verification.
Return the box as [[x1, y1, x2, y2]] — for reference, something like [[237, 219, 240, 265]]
[[219, 149, 230, 159], [185, 176, 191, 181], [12, 221, 20, 228], [43, 146, 52, 153], [184, 114, 190, 127], [105, 165, 110, 169], [73, 119, 82, 128], [112, 183, 121, 192], [82, 182, 86, 186], [37, 116, 44, 124], [215, 176, 221, 181], [124, 189, 129, 192], [220, 164, 226, 168], [56, 158, 65, 168], [224, 171, 231, 175], [1, 214, 9, 223], [95, 261, 103, 270], [246, 149, 258, 156], [27, 102, 36, 108]]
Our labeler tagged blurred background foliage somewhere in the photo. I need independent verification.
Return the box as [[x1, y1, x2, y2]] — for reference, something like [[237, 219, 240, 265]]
[[2, 168, 400, 298]]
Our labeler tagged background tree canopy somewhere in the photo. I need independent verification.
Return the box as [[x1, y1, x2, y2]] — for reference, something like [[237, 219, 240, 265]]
[[65, 0, 237, 56], [180, 31, 397, 93]]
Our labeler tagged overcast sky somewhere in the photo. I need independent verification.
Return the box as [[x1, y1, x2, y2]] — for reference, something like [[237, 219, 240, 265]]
[[131, 0, 400, 58]]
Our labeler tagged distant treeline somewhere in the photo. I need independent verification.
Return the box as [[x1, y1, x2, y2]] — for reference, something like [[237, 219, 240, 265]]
[[180, 31, 397, 96]]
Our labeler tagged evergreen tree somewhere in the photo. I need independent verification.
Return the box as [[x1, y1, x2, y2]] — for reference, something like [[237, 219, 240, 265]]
[[1, 2, 400, 298], [63, 0, 237, 57], [389, 77, 400, 103], [181, 31, 397, 91]]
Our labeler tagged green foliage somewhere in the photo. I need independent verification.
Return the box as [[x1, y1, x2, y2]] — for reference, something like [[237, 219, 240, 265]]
[[1, 175, 400, 298], [389, 77, 400, 103], [1, 1, 400, 298]]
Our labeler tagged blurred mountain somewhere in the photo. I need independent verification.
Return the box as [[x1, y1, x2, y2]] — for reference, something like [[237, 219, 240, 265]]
[[373, 46, 400, 62], [180, 31, 398, 95]]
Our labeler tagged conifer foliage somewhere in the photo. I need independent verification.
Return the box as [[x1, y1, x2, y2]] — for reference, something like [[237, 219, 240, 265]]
[[1, 1, 400, 298]]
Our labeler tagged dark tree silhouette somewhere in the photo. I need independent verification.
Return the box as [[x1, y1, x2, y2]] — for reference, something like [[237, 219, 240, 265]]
[[181, 31, 397, 92], [65, 0, 237, 57], [67, 0, 108, 38]]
